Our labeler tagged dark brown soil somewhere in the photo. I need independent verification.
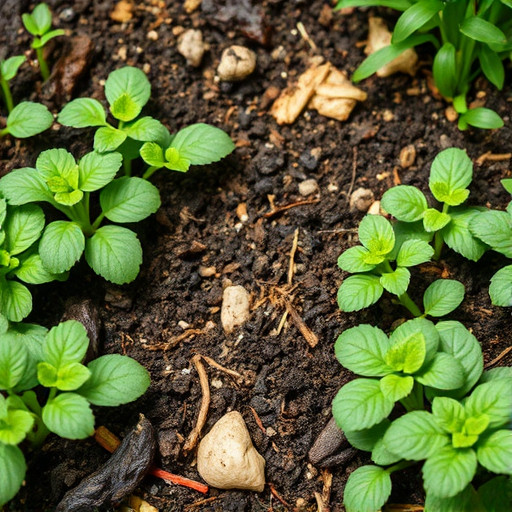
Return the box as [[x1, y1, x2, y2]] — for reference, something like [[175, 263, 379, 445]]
[[1, 1, 512, 511]]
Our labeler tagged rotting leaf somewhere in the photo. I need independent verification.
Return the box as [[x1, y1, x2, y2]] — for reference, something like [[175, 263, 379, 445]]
[[56, 415, 156, 512], [365, 17, 418, 77]]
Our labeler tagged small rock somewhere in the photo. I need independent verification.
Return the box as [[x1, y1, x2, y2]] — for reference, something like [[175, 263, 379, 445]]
[[177, 29, 206, 67], [399, 144, 416, 168], [217, 45, 256, 82], [197, 411, 265, 492], [298, 179, 319, 197], [110, 0, 133, 22], [350, 187, 374, 212], [367, 200, 381, 215], [199, 266, 216, 277], [147, 30, 158, 41], [221, 285, 251, 334], [184, 0, 202, 13], [59, 7, 76, 22], [299, 148, 321, 171]]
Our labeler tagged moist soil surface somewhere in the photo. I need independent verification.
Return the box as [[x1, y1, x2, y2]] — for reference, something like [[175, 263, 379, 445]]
[[1, 1, 512, 511]]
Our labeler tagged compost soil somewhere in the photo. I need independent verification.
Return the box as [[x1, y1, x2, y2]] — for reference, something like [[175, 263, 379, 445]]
[[1, 0, 511, 511]]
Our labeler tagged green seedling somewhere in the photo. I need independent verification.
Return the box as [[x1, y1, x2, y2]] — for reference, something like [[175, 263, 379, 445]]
[[0, 319, 150, 506], [0, 198, 65, 322], [336, 0, 510, 130], [0, 101, 53, 139], [470, 180, 512, 306], [0, 148, 161, 284], [336, 213, 465, 316], [22, 3, 65, 81], [381, 147, 487, 262], [0, 56, 26, 113], [333, 318, 512, 511]]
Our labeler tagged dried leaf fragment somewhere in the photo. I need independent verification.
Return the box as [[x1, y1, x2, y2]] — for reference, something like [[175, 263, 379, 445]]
[[365, 17, 418, 77]]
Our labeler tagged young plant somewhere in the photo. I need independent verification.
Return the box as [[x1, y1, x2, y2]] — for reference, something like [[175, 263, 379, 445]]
[[22, 3, 65, 81], [0, 319, 151, 506], [336, 0, 510, 129], [470, 180, 512, 306], [333, 319, 512, 511], [381, 147, 487, 261], [0, 198, 65, 322], [0, 56, 26, 113], [0, 101, 53, 139], [0, 148, 161, 284]]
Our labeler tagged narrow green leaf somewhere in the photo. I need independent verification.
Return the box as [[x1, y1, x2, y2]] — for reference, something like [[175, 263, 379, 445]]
[[479, 46, 505, 89], [337, 274, 384, 312], [392, 0, 444, 44], [423, 279, 465, 317], [459, 108, 504, 130], [37, 28, 65, 47], [433, 43, 457, 98], [336, 0, 411, 9], [460, 17, 506, 44], [6, 102, 53, 138], [343, 465, 392, 512], [57, 98, 107, 128]]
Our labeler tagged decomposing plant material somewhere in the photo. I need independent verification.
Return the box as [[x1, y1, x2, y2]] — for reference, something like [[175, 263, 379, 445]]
[[271, 61, 366, 124], [56, 415, 155, 511], [0, 320, 150, 505], [22, 3, 65, 81]]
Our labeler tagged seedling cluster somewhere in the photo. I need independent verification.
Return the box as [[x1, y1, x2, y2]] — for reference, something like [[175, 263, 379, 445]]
[[335, 148, 512, 511]]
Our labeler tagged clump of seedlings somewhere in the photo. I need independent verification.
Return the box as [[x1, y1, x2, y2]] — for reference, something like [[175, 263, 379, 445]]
[[0, 319, 150, 506], [336, 0, 510, 129], [58, 66, 235, 177], [22, 2, 65, 81]]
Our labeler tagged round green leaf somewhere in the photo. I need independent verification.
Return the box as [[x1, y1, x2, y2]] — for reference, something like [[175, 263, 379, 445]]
[[42, 320, 89, 368], [0, 444, 26, 506], [42, 392, 94, 439], [429, 148, 472, 202], [78, 354, 150, 406], [0, 409, 34, 445], [14, 253, 67, 285], [78, 151, 123, 192], [344, 419, 391, 452], [4, 204, 45, 256], [140, 141, 165, 167], [470, 210, 512, 257], [358, 215, 395, 255], [0, 55, 26, 81], [489, 265, 512, 306], [85, 225, 142, 284], [423, 279, 464, 317], [0, 280, 32, 322], [337, 274, 384, 312], [380, 374, 414, 402], [343, 465, 392, 512], [6, 102, 53, 138], [396, 239, 434, 267], [423, 208, 451, 232], [100, 177, 161, 223], [380, 266, 410, 296], [335, 324, 392, 377], [381, 185, 428, 222], [124, 116, 168, 142], [39, 221, 85, 274], [415, 352, 465, 390], [93, 126, 127, 153], [337, 246, 376, 273], [57, 98, 107, 128], [465, 380, 512, 429], [0, 168, 53, 205]]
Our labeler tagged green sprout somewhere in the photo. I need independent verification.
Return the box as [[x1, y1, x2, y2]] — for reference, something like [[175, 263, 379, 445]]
[[22, 3, 65, 81], [0, 56, 26, 113]]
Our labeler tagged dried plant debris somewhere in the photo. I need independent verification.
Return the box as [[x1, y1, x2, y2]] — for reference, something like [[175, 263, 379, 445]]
[[56, 415, 156, 512], [271, 61, 366, 124], [365, 17, 418, 77]]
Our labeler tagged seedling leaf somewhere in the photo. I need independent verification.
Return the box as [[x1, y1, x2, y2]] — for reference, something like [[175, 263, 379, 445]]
[[4, 204, 45, 255], [489, 265, 512, 306], [337, 274, 384, 312], [94, 126, 127, 153], [6, 102, 53, 138], [343, 465, 392, 512], [0, 168, 54, 205], [337, 246, 377, 273], [380, 266, 410, 295], [78, 151, 122, 192], [0, 336, 28, 390], [465, 380, 512, 428], [379, 374, 414, 401], [0, 56, 26, 81], [381, 185, 428, 222], [0, 280, 32, 322], [0, 444, 26, 506], [43, 320, 89, 368], [58, 98, 107, 128], [396, 239, 434, 267], [423, 279, 465, 317], [358, 215, 395, 255], [423, 208, 451, 232], [415, 352, 464, 390]]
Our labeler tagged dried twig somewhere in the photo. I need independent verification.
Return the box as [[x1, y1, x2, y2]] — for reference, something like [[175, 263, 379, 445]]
[[288, 228, 300, 286], [141, 328, 203, 351], [484, 345, 512, 368], [263, 199, 319, 219], [184, 495, 225, 510], [200, 354, 242, 379], [476, 151, 511, 165], [283, 297, 319, 348], [268, 483, 291, 509], [297, 21, 318, 51], [183, 355, 211, 455], [249, 406, 267, 435]]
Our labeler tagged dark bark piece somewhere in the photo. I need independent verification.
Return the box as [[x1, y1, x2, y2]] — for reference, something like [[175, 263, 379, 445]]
[[61, 298, 101, 362], [308, 417, 348, 465], [316, 447, 358, 468], [56, 415, 156, 512], [202, 0, 271, 46]]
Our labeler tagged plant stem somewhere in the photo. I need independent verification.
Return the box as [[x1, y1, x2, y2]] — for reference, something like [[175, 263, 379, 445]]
[[142, 165, 159, 180], [0, 127, 9, 137], [386, 460, 416, 474], [91, 212, 105, 231], [30, 416, 50, 448], [0, 77, 14, 113], [400, 382, 424, 412], [398, 292, 422, 317], [433, 203, 450, 260], [35, 45, 50, 82], [123, 158, 132, 177]]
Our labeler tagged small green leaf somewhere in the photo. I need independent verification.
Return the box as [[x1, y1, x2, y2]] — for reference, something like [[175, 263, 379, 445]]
[[100, 177, 161, 223], [459, 108, 504, 130], [4, 204, 45, 255], [391, 220, 433, 260], [380, 266, 410, 295], [0, 409, 34, 445], [42, 320, 89, 368], [422, 445, 477, 498], [39, 221, 85, 274], [389, 318, 439, 365], [140, 141, 165, 167], [57, 98, 107, 128], [0, 168, 53, 205], [479, 366, 512, 384], [470, 210, 512, 257], [489, 265, 512, 306], [23, 3, 52, 35], [338, 246, 377, 273], [396, 239, 434, 267], [104, 66, 151, 122], [332, 378, 394, 431], [78, 151, 122, 192], [0, 336, 27, 390], [37, 148, 78, 185], [478, 477, 512, 511], [429, 148, 472, 204], [344, 419, 391, 452], [37, 361, 91, 391], [415, 352, 465, 390], [343, 465, 392, 512], [501, 179, 512, 194], [460, 17, 506, 44], [423, 279, 464, 317], [0, 280, 32, 322], [335, 324, 392, 377], [385, 333, 426, 374], [336, 0, 412, 10], [94, 126, 127, 153], [465, 380, 512, 428], [78, 354, 150, 406], [42, 392, 94, 439], [124, 116, 168, 142], [479, 46, 505, 89], [164, 147, 190, 172], [37, 28, 65, 47], [85, 225, 142, 284], [371, 437, 401, 465], [380, 374, 414, 401], [358, 215, 395, 255], [0, 444, 26, 506], [392, 0, 444, 43], [337, 274, 384, 312], [384, 411, 448, 460], [168, 123, 235, 166], [14, 253, 67, 284], [6, 102, 53, 138], [425, 485, 484, 512], [423, 208, 451, 232], [432, 396, 466, 433], [0, 55, 26, 81]]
